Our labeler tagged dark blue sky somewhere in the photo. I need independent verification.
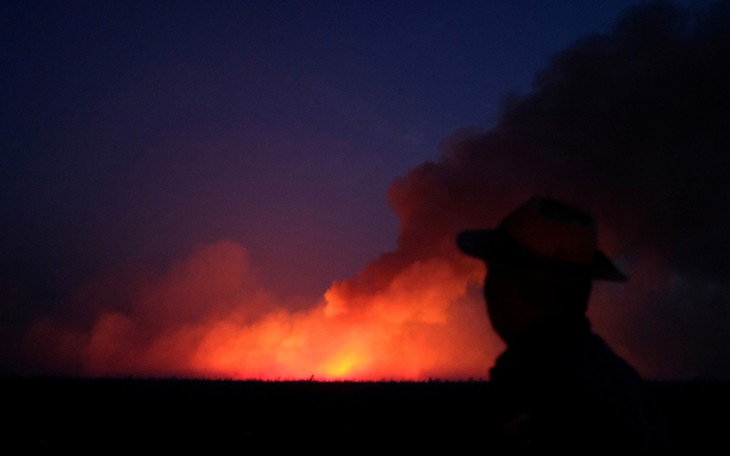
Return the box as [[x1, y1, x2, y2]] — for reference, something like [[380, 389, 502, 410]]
[[0, 0, 714, 304], [4, 0, 730, 381]]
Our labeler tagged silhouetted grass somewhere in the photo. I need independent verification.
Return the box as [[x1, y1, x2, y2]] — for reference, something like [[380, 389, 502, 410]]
[[2, 376, 727, 452]]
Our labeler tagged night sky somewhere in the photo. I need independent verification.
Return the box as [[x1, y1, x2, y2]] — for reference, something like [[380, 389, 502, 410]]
[[2, 0, 728, 380]]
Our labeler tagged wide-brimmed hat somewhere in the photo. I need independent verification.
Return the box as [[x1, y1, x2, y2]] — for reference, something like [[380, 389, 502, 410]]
[[457, 197, 627, 281]]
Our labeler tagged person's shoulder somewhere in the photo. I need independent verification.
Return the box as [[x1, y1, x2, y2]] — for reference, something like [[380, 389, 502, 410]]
[[578, 333, 666, 426]]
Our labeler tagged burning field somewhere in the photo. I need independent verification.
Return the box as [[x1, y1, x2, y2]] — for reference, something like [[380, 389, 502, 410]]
[[16, 239, 495, 380]]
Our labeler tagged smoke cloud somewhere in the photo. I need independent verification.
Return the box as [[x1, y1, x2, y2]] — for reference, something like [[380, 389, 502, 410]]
[[9, 240, 495, 380], [384, 0, 730, 379], [5, 1, 730, 380], [319, 0, 730, 380]]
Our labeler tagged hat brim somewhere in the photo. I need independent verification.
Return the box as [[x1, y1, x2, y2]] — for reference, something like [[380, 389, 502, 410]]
[[457, 229, 628, 282]]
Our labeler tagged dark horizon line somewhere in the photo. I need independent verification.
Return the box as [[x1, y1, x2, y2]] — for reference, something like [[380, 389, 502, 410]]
[[1, 373, 727, 384]]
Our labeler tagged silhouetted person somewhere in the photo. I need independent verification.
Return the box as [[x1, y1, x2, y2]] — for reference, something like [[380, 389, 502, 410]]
[[457, 197, 668, 454]]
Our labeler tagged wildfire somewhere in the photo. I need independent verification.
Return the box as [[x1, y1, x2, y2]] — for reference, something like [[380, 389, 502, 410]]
[[22, 240, 499, 381]]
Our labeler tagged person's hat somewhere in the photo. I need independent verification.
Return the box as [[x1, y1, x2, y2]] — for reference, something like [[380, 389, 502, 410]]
[[457, 197, 627, 281]]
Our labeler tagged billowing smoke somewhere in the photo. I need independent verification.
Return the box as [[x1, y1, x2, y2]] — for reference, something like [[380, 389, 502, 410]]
[[6, 1, 730, 380], [322, 0, 730, 380], [12, 240, 495, 380]]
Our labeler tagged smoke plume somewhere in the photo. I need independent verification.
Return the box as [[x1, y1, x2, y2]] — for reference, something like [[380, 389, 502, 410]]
[[326, 1, 730, 380]]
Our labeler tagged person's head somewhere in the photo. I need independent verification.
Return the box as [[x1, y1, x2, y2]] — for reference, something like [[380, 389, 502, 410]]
[[457, 197, 626, 343], [483, 263, 592, 342]]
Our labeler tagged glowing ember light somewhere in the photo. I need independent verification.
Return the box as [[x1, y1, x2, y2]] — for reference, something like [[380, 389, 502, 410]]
[[324, 349, 364, 379]]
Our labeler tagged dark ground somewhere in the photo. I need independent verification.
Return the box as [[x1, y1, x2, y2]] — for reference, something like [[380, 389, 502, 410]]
[[2, 377, 728, 452]]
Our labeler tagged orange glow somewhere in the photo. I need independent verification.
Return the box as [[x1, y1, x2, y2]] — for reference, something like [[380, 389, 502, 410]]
[[22, 240, 502, 380]]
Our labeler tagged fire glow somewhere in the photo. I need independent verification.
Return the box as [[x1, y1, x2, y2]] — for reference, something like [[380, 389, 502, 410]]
[[22, 240, 501, 380]]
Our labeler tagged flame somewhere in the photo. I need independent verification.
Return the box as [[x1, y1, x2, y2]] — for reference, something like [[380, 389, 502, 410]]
[[324, 348, 365, 378]]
